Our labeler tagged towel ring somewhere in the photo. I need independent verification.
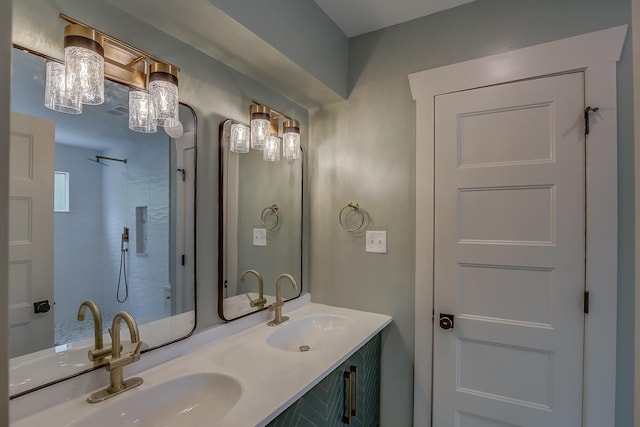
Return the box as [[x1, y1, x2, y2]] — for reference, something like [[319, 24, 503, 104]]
[[261, 204, 279, 230], [339, 202, 365, 232]]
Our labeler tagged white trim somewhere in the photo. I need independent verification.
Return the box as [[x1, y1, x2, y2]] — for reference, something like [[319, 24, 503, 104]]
[[409, 25, 627, 427]]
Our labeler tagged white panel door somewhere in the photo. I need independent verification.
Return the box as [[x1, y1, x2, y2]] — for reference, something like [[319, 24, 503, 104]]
[[9, 112, 55, 357], [433, 73, 585, 426]]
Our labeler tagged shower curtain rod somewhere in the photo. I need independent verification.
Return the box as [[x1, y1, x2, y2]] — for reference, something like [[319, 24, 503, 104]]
[[93, 155, 127, 164]]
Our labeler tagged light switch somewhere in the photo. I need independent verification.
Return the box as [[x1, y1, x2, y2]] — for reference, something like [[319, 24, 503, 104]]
[[253, 228, 267, 246], [365, 230, 387, 254]]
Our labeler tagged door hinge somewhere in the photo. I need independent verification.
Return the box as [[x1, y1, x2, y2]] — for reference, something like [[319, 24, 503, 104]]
[[584, 106, 599, 135], [584, 291, 590, 314]]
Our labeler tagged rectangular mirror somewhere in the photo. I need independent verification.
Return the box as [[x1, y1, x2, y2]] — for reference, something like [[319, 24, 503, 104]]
[[9, 47, 196, 396], [219, 119, 303, 320]]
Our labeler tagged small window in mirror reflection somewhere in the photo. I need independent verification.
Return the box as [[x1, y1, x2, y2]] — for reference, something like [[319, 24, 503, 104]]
[[54, 171, 70, 212]]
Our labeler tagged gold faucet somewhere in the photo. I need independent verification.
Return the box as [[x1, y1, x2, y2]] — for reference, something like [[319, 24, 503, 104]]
[[87, 311, 143, 403], [241, 269, 267, 308], [77, 300, 111, 365], [267, 274, 298, 326]]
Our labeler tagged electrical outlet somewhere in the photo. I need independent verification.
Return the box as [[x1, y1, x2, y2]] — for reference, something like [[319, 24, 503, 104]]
[[365, 230, 387, 254], [253, 228, 267, 246]]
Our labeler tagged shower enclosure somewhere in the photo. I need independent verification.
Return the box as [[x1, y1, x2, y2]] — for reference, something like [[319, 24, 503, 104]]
[[53, 135, 173, 344]]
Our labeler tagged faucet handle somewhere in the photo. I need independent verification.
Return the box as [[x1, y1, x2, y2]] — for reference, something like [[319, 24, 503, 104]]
[[88, 346, 112, 362], [268, 300, 284, 313], [250, 297, 268, 308]]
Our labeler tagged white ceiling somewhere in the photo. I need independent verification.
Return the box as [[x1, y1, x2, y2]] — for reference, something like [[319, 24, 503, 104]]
[[313, 0, 476, 37]]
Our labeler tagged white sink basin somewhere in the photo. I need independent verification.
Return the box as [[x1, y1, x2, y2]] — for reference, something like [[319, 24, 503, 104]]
[[70, 373, 242, 426], [10, 341, 150, 396], [266, 314, 352, 352]]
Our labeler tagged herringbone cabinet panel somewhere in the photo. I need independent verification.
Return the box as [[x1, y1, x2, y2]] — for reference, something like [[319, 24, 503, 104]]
[[267, 334, 381, 427]]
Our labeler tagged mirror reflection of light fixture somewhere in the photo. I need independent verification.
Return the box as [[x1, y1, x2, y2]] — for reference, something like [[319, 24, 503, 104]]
[[230, 123, 250, 153], [149, 63, 179, 128], [128, 90, 156, 133], [64, 24, 105, 105], [282, 119, 300, 160], [264, 135, 281, 162], [45, 61, 82, 114], [43, 14, 181, 135], [250, 104, 271, 150]]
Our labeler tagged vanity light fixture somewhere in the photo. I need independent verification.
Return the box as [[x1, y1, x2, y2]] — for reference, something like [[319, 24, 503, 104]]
[[244, 101, 301, 162], [44, 14, 181, 135], [64, 24, 105, 105], [282, 119, 300, 160]]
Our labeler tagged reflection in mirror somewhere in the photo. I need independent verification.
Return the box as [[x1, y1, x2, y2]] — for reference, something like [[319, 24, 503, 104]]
[[8, 47, 196, 396], [219, 119, 303, 320]]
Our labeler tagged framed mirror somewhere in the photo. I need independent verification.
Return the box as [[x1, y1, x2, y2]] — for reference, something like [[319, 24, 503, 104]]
[[9, 47, 196, 396], [218, 119, 303, 320]]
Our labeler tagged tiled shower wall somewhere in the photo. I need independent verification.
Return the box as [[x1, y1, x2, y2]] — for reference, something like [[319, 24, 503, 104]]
[[54, 144, 103, 344], [53, 136, 169, 344], [100, 136, 170, 325]]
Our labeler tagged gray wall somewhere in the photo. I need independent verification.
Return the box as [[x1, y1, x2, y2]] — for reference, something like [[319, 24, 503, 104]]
[[210, 0, 348, 98], [0, 0, 10, 423], [309, 0, 634, 425]]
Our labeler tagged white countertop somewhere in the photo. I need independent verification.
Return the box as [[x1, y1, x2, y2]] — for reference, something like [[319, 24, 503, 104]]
[[11, 301, 392, 426]]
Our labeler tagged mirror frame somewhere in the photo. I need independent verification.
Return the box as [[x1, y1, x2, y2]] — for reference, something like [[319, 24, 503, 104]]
[[9, 45, 198, 398], [217, 118, 304, 321]]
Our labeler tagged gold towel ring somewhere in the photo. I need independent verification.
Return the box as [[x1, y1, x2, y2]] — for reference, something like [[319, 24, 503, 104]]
[[339, 202, 365, 232], [261, 204, 279, 230]]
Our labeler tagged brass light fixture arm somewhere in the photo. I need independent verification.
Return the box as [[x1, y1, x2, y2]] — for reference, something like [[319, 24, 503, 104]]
[[59, 13, 179, 90]]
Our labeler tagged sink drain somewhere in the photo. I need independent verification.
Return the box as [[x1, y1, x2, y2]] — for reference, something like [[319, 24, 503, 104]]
[[298, 345, 310, 352]]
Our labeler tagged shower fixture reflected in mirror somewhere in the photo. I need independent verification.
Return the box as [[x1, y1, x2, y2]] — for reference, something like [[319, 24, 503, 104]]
[[88, 155, 127, 166]]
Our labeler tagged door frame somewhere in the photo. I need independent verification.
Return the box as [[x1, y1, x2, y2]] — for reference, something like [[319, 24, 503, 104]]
[[409, 25, 627, 427]]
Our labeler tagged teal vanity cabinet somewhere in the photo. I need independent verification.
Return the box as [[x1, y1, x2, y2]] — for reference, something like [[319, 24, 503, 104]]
[[268, 333, 381, 427]]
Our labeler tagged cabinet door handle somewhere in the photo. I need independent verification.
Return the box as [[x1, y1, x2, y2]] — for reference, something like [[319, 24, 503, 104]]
[[343, 370, 353, 424], [350, 365, 358, 417]]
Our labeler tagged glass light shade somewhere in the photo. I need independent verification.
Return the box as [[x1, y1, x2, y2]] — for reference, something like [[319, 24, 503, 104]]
[[263, 135, 281, 162], [149, 79, 179, 127], [149, 63, 180, 128], [44, 61, 82, 114], [64, 46, 104, 105], [282, 120, 300, 160], [251, 117, 270, 150], [128, 90, 157, 133], [230, 123, 250, 153], [250, 105, 271, 150]]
